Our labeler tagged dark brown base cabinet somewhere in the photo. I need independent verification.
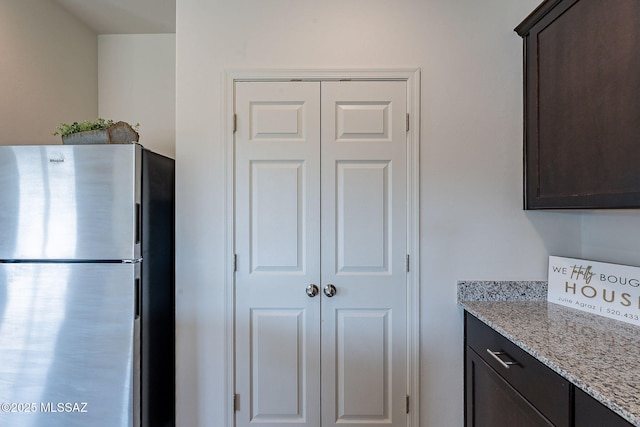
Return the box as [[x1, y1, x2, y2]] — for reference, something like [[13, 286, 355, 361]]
[[466, 350, 555, 426], [464, 313, 633, 427], [465, 314, 570, 426], [574, 388, 634, 427]]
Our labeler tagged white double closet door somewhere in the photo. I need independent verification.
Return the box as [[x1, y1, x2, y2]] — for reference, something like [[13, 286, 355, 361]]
[[234, 80, 408, 427]]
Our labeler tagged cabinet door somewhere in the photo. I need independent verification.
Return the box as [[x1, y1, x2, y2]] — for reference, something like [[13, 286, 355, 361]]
[[574, 388, 634, 427], [465, 347, 553, 427], [516, 0, 640, 208]]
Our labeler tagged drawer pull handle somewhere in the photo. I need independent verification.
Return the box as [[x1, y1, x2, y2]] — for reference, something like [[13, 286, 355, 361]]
[[486, 349, 519, 369]]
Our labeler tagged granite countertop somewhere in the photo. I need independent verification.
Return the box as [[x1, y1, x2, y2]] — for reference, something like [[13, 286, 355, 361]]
[[458, 281, 640, 426]]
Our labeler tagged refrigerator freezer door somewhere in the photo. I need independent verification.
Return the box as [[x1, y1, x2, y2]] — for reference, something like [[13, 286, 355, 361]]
[[0, 262, 139, 427], [0, 145, 141, 261]]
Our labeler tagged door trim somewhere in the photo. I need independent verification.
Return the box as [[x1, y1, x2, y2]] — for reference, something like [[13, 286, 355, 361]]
[[223, 69, 421, 427]]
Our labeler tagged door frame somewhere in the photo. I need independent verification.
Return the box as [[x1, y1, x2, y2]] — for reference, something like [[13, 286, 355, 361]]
[[223, 68, 421, 427]]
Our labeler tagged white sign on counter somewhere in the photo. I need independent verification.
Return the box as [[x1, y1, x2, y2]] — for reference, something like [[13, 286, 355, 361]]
[[548, 256, 640, 326]]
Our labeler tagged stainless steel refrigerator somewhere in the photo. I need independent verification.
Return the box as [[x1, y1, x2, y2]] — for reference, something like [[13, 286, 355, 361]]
[[0, 144, 175, 427]]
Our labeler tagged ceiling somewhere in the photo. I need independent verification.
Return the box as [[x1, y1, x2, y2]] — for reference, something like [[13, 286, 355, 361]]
[[53, 0, 176, 34]]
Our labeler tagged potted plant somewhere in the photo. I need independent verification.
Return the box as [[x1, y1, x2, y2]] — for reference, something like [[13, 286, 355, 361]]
[[54, 119, 140, 145]]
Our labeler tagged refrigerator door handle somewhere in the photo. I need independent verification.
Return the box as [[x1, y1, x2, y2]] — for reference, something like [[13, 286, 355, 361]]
[[135, 278, 141, 319], [135, 202, 141, 244]]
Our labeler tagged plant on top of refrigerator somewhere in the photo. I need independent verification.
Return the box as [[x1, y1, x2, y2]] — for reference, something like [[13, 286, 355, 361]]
[[53, 119, 140, 137]]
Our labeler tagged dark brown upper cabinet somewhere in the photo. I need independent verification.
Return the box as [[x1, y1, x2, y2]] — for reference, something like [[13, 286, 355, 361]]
[[516, 0, 640, 209]]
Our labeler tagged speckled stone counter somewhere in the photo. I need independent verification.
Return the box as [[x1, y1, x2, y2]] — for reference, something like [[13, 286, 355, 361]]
[[458, 281, 640, 426]]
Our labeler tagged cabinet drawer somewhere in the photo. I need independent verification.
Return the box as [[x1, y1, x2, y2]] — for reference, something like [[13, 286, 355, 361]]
[[465, 313, 571, 427], [466, 347, 555, 426]]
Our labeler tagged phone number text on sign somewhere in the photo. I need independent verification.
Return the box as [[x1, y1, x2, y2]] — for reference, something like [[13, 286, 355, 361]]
[[548, 256, 640, 326]]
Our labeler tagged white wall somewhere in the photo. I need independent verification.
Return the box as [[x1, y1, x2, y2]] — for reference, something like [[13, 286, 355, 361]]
[[99, 34, 176, 158], [0, 0, 97, 145], [581, 212, 640, 266], [175, 0, 585, 425]]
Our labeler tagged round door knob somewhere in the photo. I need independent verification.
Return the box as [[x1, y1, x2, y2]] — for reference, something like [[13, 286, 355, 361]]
[[306, 284, 319, 298], [323, 284, 337, 297]]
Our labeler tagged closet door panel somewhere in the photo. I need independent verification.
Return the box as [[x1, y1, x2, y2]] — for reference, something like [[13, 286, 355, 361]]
[[235, 81, 321, 427], [320, 81, 408, 427]]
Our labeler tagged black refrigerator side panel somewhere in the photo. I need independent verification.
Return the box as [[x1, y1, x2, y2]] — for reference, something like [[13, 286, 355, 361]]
[[141, 149, 175, 427]]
